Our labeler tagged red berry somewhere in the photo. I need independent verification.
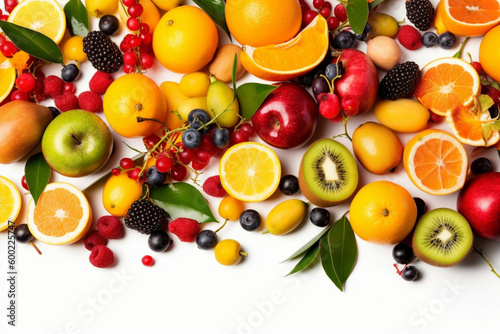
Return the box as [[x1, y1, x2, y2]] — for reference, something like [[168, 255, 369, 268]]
[[302, 10, 317, 27], [10, 90, 30, 101], [122, 0, 135, 6], [123, 63, 135, 74], [111, 168, 121, 176], [313, 0, 324, 9], [168, 217, 200, 242], [139, 32, 152, 45], [127, 17, 140, 31], [0, 15, 8, 21], [322, 1, 332, 10], [97, 215, 124, 239], [200, 134, 215, 151], [16, 73, 36, 92], [21, 175, 28, 191], [142, 255, 154, 266], [238, 123, 255, 137], [5, 0, 18, 13], [120, 39, 130, 52], [428, 112, 444, 124], [334, 3, 347, 22], [140, 23, 150, 33], [202, 175, 226, 197], [140, 53, 154, 70], [318, 93, 341, 119], [170, 164, 187, 181], [191, 159, 209, 171], [327, 16, 340, 31], [471, 61, 483, 75], [0, 34, 6, 47], [84, 230, 108, 251], [319, 7, 331, 18], [209, 146, 219, 156], [156, 155, 174, 173], [128, 167, 141, 180], [1, 41, 18, 57], [63, 82, 76, 94], [300, 2, 310, 12], [89, 245, 114, 268], [230, 130, 249, 145], [123, 51, 138, 66], [195, 150, 211, 164], [397, 25, 422, 51], [127, 3, 144, 18], [120, 157, 134, 169], [178, 148, 195, 164], [128, 35, 141, 48]]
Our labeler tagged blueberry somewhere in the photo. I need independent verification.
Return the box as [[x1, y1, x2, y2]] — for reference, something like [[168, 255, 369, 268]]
[[401, 265, 419, 281], [309, 208, 330, 227], [188, 109, 211, 125], [279, 175, 299, 195], [48, 106, 60, 119], [196, 230, 218, 250], [413, 197, 427, 219], [14, 224, 33, 243], [331, 30, 356, 49], [61, 64, 80, 82], [239, 209, 261, 231], [146, 166, 167, 187], [438, 32, 457, 49], [325, 63, 343, 81], [191, 121, 213, 134], [471, 157, 493, 175], [392, 243, 414, 264], [99, 15, 120, 35], [422, 32, 439, 47], [355, 23, 371, 41], [182, 128, 202, 149], [489, 105, 499, 119], [212, 127, 230, 148], [297, 71, 315, 87], [148, 230, 171, 252]]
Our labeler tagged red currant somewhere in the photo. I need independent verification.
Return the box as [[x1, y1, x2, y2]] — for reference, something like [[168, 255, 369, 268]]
[[302, 10, 317, 27], [0, 15, 8, 21], [120, 157, 135, 169], [142, 255, 154, 266], [63, 82, 76, 94], [1, 41, 18, 57], [127, 17, 140, 31], [120, 40, 130, 53], [195, 150, 211, 164], [238, 123, 255, 137], [209, 146, 219, 156], [122, 0, 136, 6], [5, 0, 18, 13], [319, 7, 331, 18], [142, 133, 161, 149], [123, 63, 135, 74], [10, 90, 30, 101], [322, 1, 332, 10], [128, 167, 141, 180], [21, 175, 29, 191], [140, 53, 154, 70], [123, 51, 138, 66], [0, 34, 6, 47], [170, 164, 187, 181], [140, 23, 150, 33], [313, 0, 324, 9], [200, 134, 215, 151], [16, 73, 36, 92], [230, 130, 249, 145], [178, 148, 195, 164], [111, 168, 121, 176], [156, 155, 174, 173], [128, 35, 141, 48], [139, 32, 152, 45], [471, 61, 483, 75], [300, 2, 310, 12], [429, 112, 444, 124], [327, 16, 340, 31], [191, 159, 209, 171], [127, 3, 144, 18], [334, 3, 347, 22], [318, 93, 341, 119]]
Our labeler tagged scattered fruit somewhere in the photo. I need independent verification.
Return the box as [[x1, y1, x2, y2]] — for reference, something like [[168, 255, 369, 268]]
[[239, 209, 261, 231], [279, 175, 300, 196], [218, 196, 245, 221], [397, 25, 422, 50], [405, 0, 435, 30], [102, 170, 143, 217], [148, 230, 171, 252], [378, 61, 421, 100], [309, 207, 331, 227], [206, 77, 240, 128], [142, 255, 155, 266], [0, 175, 22, 231], [441, 0, 500, 37], [392, 243, 414, 264], [196, 230, 218, 250], [366, 36, 401, 71], [89, 244, 115, 268], [401, 265, 419, 281], [125, 200, 168, 234], [479, 25, 500, 82], [83, 230, 108, 251], [96, 215, 124, 239], [367, 12, 399, 38], [168, 217, 200, 242], [265, 199, 307, 235], [470, 157, 493, 175], [209, 44, 245, 83], [373, 98, 430, 133]]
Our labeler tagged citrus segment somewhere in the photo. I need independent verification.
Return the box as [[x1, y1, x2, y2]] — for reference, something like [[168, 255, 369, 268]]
[[240, 15, 329, 81], [27, 182, 92, 245], [0, 175, 22, 231], [441, 0, 500, 36], [219, 142, 281, 202], [0, 54, 15, 104], [414, 57, 481, 116], [8, 0, 66, 44], [403, 129, 468, 196]]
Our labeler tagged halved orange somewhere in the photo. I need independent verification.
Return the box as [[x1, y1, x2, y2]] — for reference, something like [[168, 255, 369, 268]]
[[0, 53, 15, 104], [240, 15, 329, 81], [27, 182, 92, 245], [414, 57, 481, 116], [403, 129, 468, 196], [441, 0, 500, 37], [0, 175, 22, 231]]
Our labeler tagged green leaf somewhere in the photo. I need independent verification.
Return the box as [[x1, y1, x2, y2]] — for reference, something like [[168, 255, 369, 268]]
[[0, 21, 63, 64], [281, 223, 333, 262], [285, 242, 320, 276], [25, 153, 51, 205], [64, 0, 89, 37], [320, 216, 357, 291], [479, 94, 495, 112], [150, 182, 217, 223], [345, 0, 369, 35], [237, 83, 279, 120], [192, 0, 231, 41]]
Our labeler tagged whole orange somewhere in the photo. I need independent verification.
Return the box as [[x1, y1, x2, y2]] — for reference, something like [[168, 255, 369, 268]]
[[479, 25, 500, 82], [103, 73, 167, 138], [349, 181, 417, 245], [225, 0, 302, 47], [102, 170, 143, 217], [152, 5, 218, 73]]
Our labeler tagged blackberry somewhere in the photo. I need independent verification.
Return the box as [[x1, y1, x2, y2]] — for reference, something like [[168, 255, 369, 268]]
[[378, 61, 421, 101], [83, 31, 123, 73], [125, 200, 168, 234], [405, 0, 434, 31]]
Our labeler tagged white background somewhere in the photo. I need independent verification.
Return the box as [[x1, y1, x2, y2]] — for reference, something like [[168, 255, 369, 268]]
[[1, 0, 499, 333]]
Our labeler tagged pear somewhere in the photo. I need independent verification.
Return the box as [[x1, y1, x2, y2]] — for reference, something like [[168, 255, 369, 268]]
[[0, 100, 53, 164], [206, 77, 240, 128]]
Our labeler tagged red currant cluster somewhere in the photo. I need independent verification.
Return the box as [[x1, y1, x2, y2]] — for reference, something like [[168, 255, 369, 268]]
[[119, 0, 154, 73], [0, 34, 19, 58], [300, 0, 348, 31], [0, 0, 18, 20]]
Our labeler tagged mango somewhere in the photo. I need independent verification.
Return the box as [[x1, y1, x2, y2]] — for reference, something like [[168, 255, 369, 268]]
[[374, 99, 430, 133], [265, 199, 307, 235], [0, 101, 53, 164]]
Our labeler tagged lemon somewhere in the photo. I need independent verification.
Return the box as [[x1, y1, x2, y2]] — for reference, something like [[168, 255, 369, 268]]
[[0, 176, 22, 231]]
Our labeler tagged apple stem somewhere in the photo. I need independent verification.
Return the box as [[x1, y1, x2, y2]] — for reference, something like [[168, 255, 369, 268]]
[[473, 246, 500, 279], [29, 241, 42, 255], [70, 133, 81, 145]]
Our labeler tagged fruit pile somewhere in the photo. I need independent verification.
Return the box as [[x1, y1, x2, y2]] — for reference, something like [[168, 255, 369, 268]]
[[0, 0, 499, 291]]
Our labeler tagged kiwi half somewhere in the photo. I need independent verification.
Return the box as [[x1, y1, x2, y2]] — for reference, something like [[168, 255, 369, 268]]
[[298, 138, 358, 207], [413, 208, 473, 267]]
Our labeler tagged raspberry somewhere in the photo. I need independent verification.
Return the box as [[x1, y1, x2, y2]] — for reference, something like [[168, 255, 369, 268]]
[[168, 218, 200, 242], [405, 0, 434, 31], [97, 215, 124, 239], [54, 92, 79, 112], [78, 91, 103, 113], [202, 175, 226, 197], [83, 230, 108, 251], [89, 71, 114, 95], [43, 75, 64, 98], [89, 245, 115, 268], [397, 25, 422, 51]]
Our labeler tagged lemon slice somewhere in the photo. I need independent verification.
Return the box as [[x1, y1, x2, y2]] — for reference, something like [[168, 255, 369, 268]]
[[0, 54, 16, 104], [219, 142, 281, 202], [0, 175, 22, 231]]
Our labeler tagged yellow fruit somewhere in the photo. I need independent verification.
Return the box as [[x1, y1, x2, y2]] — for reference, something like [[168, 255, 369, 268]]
[[8, 0, 66, 44], [151, 0, 184, 11], [441, 0, 500, 37], [27, 182, 92, 245], [265, 199, 307, 235], [373, 99, 430, 133], [61, 36, 87, 62], [102, 170, 143, 217], [177, 96, 209, 122], [218, 197, 245, 221], [209, 44, 246, 83], [0, 175, 22, 232], [153, 5, 218, 73], [85, 0, 117, 18], [179, 72, 211, 98], [118, 0, 160, 34], [206, 78, 240, 128], [225, 0, 302, 47], [352, 122, 403, 175], [479, 25, 500, 82], [103, 73, 167, 138], [160, 81, 189, 130], [367, 12, 399, 38], [214, 239, 244, 266], [349, 181, 417, 245], [434, 0, 448, 34], [0, 53, 15, 104]]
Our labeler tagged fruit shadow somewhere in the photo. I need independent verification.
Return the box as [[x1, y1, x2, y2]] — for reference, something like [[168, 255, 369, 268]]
[[460, 237, 500, 270]]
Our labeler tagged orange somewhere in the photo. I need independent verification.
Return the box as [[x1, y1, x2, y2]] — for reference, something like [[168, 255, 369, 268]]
[[403, 129, 468, 196], [102, 170, 143, 217], [27, 182, 92, 245], [479, 25, 500, 82], [61, 36, 87, 62], [349, 181, 417, 245], [441, 0, 500, 37], [118, 0, 160, 34], [0, 53, 16, 104], [414, 57, 481, 116], [240, 15, 329, 81], [225, 0, 301, 47], [152, 6, 218, 73], [0, 175, 22, 231], [103, 73, 167, 138]]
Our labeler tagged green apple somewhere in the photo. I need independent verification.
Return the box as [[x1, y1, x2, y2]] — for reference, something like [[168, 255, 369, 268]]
[[41, 110, 113, 177]]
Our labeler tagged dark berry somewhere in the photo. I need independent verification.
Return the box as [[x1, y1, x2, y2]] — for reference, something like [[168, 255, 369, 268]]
[[309, 208, 331, 227], [401, 265, 419, 281], [413, 197, 427, 219], [48, 106, 60, 119], [489, 105, 499, 119], [392, 243, 414, 264], [146, 166, 167, 187], [378, 61, 421, 100], [422, 31, 438, 47], [312, 77, 330, 98], [182, 128, 202, 149], [83, 31, 123, 73], [405, 0, 434, 31], [471, 157, 493, 175], [196, 230, 218, 250], [325, 63, 343, 81], [438, 32, 457, 49], [148, 230, 171, 252], [239, 209, 261, 231], [212, 127, 230, 148], [99, 15, 120, 35], [125, 200, 168, 234], [331, 30, 355, 49], [279, 175, 300, 195], [188, 109, 211, 125], [61, 64, 80, 82], [355, 23, 371, 41], [14, 224, 33, 243]]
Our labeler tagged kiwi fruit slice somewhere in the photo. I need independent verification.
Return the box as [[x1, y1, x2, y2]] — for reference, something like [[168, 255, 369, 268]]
[[413, 208, 473, 267], [298, 138, 358, 207]]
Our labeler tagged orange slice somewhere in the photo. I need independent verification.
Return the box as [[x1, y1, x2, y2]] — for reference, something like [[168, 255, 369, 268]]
[[27, 182, 92, 245], [240, 15, 329, 81], [0, 53, 16, 104], [441, 0, 500, 37], [414, 57, 481, 116], [403, 129, 468, 196], [0, 175, 22, 231]]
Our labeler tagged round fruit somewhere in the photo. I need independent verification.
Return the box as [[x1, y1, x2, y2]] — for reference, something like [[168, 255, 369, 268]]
[[151, 0, 184, 11], [118, 0, 160, 34], [479, 25, 500, 82], [14, 224, 34, 243], [349, 181, 418, 245], [331, 30, 355, 49], [61, 64, 80, 82], [366, 36, 401, 71], [142, 255, 154, 266], [146, 166, 167, 186], [367, 12, 399, 38], [99, 15, 120, 35], [441, 0, 500, 37], [214, 239, 244, 266], [279, 175, 300, 196], [470, 157, 493, 175], [102, 170, 143, 217], [196, 230, 218, 250], [0, 53, 16, 104], [239, 209, 261, 231], [413, 197, 427, 218], [0, 175, 22, 232], [309, 207, 330, 227], [179, 72, 210, 98], [85, 0, 117, 17], [392, 243, 414, 264], [422, 31, 439, 47], [218, 196, 245, 221], [438, 31, 457, 49], [401, 265, 419, 281], [212, 127, 230, 149], [148, 230, 171, 252], [352, 122, 403, 175], [373, 98, 430, 133], [265, 199, 307, 235], [181, 128, 202, 149], [225, 0, 301, 47], [153, 5, 218, 73], [62, 36, 87, 62]]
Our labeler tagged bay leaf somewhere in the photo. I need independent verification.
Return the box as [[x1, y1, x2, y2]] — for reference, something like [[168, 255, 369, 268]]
[[64, 0, 89, 37], [345, 0, 369, 35], [285, 242, 320, 276], [237, 83, 279, 120], [25, 153, 51, 205], [281, 223, 332, 262]]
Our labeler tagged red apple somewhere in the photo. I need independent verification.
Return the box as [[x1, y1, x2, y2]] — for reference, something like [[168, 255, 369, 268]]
[[252, 82, 318, 149], [457, 172, 500, 240]]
